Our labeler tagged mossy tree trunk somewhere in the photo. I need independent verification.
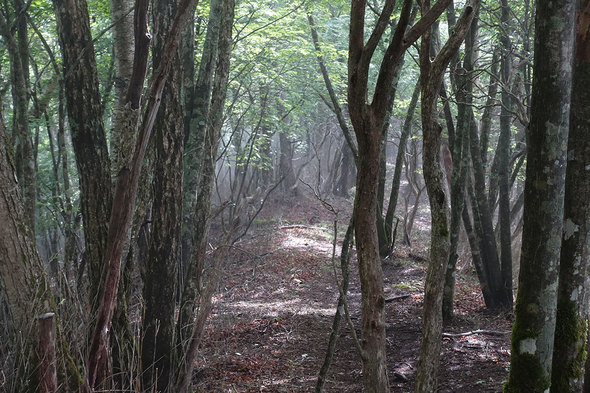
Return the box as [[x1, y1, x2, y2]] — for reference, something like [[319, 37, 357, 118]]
[[0, 2, 36, 232], [504, 0, 575, 390], [107, 0, 137, 388], [551, 1, 590, 390]]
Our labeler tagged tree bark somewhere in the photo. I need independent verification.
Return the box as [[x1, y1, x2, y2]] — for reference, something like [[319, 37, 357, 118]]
[[0, 116, 82, 392], [498, 0, 514, 309], [551, 1, 590, 390], [415, 2, 477, 391], [85, 0, 198, 388], [53, 0, 113, 308], [175, 1, 234, 389], [106, 1, 137, 388], [504, 0, 575, 389], [141, 0, 185, 390], [347, 0, 453, 390], [442, 14, 475, 320]]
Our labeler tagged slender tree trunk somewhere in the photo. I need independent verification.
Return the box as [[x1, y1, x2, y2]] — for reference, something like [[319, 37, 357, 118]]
[[177, 0, 227, 349], [376, 59, 405, 257], [382, 79, 420, 255], [498, 0, 514, 309], [0, 5, 36, 232], [468, 112, 510, 307], [316, 220, 354, 393], [551, 2, 590, 390], [307, 12, 358, 162], [279, 131, 298, 195], [175, 1, 234, 389], [415, 2, 477, 391], [442, 15, 474, 319], [504, 0, 575, 389]]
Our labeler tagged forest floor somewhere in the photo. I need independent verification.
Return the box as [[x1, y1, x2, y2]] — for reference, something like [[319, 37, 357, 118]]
[[195, 190, 512, 392]]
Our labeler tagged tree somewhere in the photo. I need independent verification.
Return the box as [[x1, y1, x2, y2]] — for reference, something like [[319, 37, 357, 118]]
[[141, 0, 186, 389], [53, 0, 113, 308], [504, 0, 576, 389], [550, 0, 590, 389], [0, 111, 82, 393], [85, 0, 198, 388], [414, 2, 478, 391], [175, 0, 235, 389], [0, 1, 36, 231], [347, 0, 454, 389]]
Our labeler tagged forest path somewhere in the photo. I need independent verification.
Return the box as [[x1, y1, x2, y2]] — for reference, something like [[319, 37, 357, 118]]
[[193, 192, 511, 392]]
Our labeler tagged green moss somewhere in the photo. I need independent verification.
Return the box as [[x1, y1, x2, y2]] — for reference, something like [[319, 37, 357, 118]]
[[504, 311, 549, 393], [438, 222, 449, 237], [551, 299, 588, 391], [504, 353, 550, 393]]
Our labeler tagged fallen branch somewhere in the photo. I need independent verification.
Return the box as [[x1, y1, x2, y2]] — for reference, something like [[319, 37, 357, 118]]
[[278, 224, 326, 231], [385, 294, 411, 303], [442, 329, 510, 338]]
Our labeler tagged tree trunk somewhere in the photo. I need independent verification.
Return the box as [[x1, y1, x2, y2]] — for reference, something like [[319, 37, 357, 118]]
[[380, 78, 420, 257], [347, 1, 455, 390], [85, 0, 198, 388], [279, 131, 298, 195], [109, 0, 135, 174], [141, 0, 185, 390], [316, 220, 354, 393], [441, 14, 474, 319], [551, 2, 590, 390], [175, 1, 234, 389], [107, 0, 137, 388], [38, 313, 58, 393], [176, 0, 228, 348], [53, 0, 113, 308], [498, 0, 514, 309], [415, 2, 477, 391], [504, 0, 575, 389], [0, 117, 82, 392], [183, 0, 223, 212]]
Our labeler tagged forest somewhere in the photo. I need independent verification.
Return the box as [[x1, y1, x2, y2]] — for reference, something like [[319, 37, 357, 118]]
[[0, 0, 588, 391]]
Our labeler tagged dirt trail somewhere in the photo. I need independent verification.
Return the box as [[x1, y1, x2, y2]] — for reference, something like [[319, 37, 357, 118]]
[[194, 194, 510, 392]]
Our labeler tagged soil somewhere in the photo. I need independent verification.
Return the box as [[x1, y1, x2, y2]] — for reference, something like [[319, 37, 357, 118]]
[[195, 191, 512, 392]]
